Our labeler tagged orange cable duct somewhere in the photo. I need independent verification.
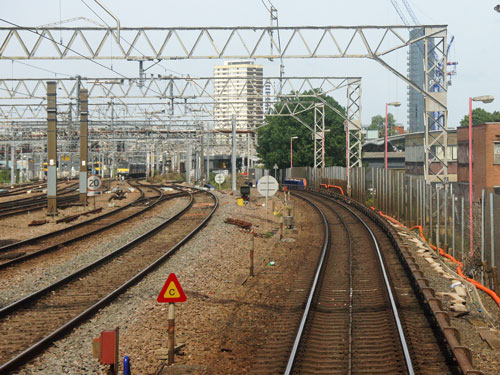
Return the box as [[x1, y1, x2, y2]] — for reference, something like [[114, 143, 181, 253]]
[[368, 207, 500, 309]]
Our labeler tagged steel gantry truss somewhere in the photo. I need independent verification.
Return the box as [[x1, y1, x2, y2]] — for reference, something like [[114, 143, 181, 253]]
[[1, 76, 363, 176], [0, 24, 448, 184], [0, 76, 356, 101]]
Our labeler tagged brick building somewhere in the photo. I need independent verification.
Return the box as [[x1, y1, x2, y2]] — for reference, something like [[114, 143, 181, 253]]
[[457, 122, 500, 200]]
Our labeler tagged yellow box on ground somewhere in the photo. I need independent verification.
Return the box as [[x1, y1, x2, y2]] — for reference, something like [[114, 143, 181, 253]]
[[237, 198, 244, 206]]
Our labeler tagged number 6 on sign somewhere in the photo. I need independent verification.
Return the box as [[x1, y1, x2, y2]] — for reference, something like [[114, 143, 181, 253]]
[[157, 273, 187, 303]]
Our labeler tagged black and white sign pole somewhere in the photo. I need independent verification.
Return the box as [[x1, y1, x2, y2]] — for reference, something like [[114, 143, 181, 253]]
[[231, 114, 237, 192]]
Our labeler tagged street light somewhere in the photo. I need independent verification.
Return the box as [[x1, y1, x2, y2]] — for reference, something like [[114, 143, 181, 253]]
[[468, 95, 494, 257], [290, 136, 298, 177], [385, 101, 401, 169]]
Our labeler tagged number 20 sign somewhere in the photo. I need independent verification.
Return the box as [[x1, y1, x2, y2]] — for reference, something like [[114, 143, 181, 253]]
[[87, 175, 102, 191]]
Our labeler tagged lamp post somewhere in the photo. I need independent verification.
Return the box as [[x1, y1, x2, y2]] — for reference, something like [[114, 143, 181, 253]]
[[290, 136, 298, 178], [468, 95, 494, 257], [385, 102, 401, 169]]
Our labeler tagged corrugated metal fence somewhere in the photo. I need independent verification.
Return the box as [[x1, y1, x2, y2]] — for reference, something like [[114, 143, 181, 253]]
[[257, 166, 499, 286]]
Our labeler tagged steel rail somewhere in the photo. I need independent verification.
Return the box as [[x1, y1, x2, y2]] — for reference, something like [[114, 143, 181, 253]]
[[332, 196, 415, 374], [283, 194, 329, 375], [0, 189, 217, 374], [0, 182, 80, 217], [0, 182, 47, 197], [313, 187, 483, 374], [285, 189, 414, 374], [0, 181, 146, 253], [0, 183, 77, 208], [0, 184, 167, 318], [0, 187, 188, 269]]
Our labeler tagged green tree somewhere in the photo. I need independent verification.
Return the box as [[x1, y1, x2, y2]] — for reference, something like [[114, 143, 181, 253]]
[[368, 113, 397, 136], [459, 108, 500, 126], [256, 91, 346, 169]]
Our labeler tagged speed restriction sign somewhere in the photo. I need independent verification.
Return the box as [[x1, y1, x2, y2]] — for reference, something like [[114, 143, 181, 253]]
[[87, 175, 102, 191]]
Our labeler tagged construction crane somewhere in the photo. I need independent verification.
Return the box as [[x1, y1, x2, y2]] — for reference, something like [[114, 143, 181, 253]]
[[390, 0, 458, 85]]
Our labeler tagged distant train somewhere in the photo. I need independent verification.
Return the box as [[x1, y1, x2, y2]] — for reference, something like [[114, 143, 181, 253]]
[[89, 161, 103, 175], [283, 178, 307, 190], [42, 161, 59, 177], [117, 162, 147, 178]]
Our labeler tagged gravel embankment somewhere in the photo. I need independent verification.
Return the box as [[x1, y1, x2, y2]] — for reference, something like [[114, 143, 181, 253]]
[[0, 196, 189, 308], [9, 188, 499, 375], [16, 190, 323, 375]]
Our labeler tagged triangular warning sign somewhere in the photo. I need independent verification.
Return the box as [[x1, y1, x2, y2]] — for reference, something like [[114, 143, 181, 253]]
[[157, 273, 187, 303]]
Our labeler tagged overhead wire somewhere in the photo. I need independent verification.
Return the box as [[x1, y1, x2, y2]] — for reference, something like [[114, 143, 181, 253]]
[[0, 16, 179, 121], [80, 0, 188, 77], [0, 18, 129, 80], [3, 57, 72, 77], [0, 14, 208, 125]]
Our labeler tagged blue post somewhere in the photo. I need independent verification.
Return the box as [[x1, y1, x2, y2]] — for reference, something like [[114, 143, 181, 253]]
[[123, 356, 131, 375]]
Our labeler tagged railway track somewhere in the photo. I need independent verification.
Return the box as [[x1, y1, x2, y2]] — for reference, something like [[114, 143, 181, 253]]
[[0, 188, 217, 374], [0, 182, 47, 198], [0, 182, 187, 270], [253, 188, 480, 374], [0, 182, 80, 218]]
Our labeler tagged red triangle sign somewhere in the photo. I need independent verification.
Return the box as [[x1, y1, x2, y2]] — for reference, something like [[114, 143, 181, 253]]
[[157, 273, 187, 303]]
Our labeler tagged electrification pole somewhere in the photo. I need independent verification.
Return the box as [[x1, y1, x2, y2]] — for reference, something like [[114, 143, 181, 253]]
[[47, 81, 58, 216]]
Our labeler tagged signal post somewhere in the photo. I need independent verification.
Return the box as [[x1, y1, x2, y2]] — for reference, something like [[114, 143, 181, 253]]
[[157, 273, 187, 366]]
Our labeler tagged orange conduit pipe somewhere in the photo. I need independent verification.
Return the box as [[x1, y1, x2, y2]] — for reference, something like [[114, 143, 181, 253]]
[[411, 225, 500, 308], [369, 207, 500, 309], [327, 185, 345, 195]]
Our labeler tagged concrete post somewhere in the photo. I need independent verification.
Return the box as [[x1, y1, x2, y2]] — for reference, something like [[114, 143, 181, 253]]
[[162, 150, 165, 176], [79, 88, 88, 205], [177, 152, 181, 174], [186, 143, 192, 185], [47, 81, 58, 215], [200, 130, 205, 184], [10, 145, 15, 185], [4, 145, 8, 172], [206, 132, 210, 181]]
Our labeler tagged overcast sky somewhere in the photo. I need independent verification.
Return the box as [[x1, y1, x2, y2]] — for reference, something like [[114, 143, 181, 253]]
[[2, 0, 499, 127]]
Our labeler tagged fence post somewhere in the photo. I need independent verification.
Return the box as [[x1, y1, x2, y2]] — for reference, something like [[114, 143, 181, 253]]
[[429, 184, 433, 245], [461, 196, 465, 262], [444, 187, 449, 247], [436, 185, 440, 252], [417, 179, 420, 227], [452, 193, 456, 259], [481, 189, 485, 284], [490, 192, 495, 268]]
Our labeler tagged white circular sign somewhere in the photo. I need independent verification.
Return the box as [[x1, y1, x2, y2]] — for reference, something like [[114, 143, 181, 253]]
[[214, 173, 225, 184], [257, 175, 279, 197], [87, 175, 102, 191]]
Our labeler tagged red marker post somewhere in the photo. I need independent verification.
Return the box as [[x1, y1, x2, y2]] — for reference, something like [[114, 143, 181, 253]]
[[157, 273, 187, 365]]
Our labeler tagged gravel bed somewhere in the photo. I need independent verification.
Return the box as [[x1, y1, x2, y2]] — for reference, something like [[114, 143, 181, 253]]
[[11, 190, 496, 375], [0, 195, 189, 308], [15, 189, 323, 375], [390, 222, 500, 375], [0, 181, 140, 245]]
